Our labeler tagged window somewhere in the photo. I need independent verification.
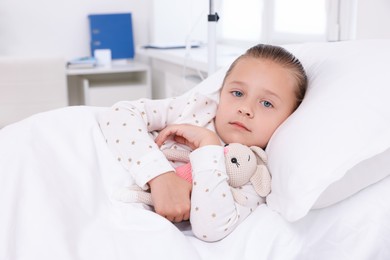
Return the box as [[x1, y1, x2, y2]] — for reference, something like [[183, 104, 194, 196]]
[[275, 1, 326, 34], [219, 0, 333, 45], [219, 0, 264, 44], [272, 0, 327, 43], [151, 0, 357, 47]]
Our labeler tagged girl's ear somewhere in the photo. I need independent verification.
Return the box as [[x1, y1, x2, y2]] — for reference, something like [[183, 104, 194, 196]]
[[250, 146, 268, 164]]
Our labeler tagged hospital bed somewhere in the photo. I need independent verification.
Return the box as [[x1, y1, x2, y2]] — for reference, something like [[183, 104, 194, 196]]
[[0, 39, 389, 259]]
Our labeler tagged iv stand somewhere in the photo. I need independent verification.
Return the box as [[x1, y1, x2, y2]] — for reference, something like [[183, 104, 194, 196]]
[[208, 0, 219, 76]]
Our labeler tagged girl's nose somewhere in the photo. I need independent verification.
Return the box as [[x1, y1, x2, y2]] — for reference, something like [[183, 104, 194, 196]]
[[238, 107, 253, 118]]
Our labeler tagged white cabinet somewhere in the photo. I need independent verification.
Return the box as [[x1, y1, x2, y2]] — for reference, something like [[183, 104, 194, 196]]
[[0, 57, 68, 127], [67, 62, 151, 107], [137, 45, 242, 99]]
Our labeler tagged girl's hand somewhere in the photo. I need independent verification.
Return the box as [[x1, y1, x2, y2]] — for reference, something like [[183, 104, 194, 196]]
[[155, 124, 221, 150], [149, 171, 192, 222]]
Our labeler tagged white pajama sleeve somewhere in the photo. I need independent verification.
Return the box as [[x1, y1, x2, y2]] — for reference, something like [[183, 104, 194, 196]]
[[98, 93, 218, 190], [189, 145, 263, 242], [98, 98, 179, 189]]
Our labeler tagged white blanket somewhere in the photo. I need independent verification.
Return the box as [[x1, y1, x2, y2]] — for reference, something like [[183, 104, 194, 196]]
[[1, 106, 389, 259]]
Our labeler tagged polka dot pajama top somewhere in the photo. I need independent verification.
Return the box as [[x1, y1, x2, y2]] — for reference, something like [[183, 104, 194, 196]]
[[98, 92, 264, 242]]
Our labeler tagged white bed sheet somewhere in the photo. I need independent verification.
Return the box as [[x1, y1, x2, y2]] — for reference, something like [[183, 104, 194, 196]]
[[0, 106, 389, 260]]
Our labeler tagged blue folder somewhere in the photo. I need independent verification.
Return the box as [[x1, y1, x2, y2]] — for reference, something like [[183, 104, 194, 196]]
[[88, 13, 135, 59]]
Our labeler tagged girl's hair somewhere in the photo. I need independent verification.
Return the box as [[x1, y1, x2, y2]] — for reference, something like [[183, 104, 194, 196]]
[[222, 44, 308, 110]]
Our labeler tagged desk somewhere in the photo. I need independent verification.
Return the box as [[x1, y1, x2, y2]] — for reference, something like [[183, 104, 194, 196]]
[[67, 62, 151, 106], [136, 45, 244, 98]]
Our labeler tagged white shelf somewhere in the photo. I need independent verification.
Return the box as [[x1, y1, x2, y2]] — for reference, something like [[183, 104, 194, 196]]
[[67, 61, 151, 107], [136, 44, 244, 98], [66, 62, 150, 75], [137, 44, 244, 73]]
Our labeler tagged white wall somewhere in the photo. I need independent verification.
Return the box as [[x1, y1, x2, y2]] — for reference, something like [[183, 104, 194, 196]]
[[0, 0, 151, 60], [355, 0, 390, 39], [1, 0, 389, 61]]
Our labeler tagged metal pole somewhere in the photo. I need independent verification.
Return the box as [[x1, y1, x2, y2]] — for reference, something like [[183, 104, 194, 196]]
[[208, 0, 219, 76]]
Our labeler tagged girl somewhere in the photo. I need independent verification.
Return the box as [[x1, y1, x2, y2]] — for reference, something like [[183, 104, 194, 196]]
[[98, 44, 307, 241]]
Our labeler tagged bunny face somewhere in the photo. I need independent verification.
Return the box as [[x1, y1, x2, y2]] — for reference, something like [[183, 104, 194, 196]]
[[224, 143, 271, 197], [224, 143, 258, 188]]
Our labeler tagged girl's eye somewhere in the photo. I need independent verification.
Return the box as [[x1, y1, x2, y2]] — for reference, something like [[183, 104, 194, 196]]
[[261, 100, 273, 108], [231, 91, 243, 97]]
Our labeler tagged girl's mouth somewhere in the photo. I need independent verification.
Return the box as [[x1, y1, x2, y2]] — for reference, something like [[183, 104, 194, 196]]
[[230, 121, 251, 132]]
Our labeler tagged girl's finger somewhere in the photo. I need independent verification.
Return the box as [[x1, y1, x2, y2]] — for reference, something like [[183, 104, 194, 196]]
[[174, 136, 196, 150], [155, 127, 175, 146], [183, 212, 190, 221]]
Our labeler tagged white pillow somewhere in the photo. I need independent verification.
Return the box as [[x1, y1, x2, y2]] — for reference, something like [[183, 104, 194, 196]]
[[194, 40, 390, 222], [265, 40, 390, 221]]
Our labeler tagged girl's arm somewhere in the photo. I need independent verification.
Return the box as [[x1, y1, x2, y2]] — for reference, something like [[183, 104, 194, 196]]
[[189, 146, 263, 242], [156, 124, 263, 241], [98, 94, 217, 222], [98, 98, 178, 189]]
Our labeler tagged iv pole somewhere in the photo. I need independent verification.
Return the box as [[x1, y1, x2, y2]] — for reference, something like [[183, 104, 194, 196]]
[[208, 0, 219, 76]]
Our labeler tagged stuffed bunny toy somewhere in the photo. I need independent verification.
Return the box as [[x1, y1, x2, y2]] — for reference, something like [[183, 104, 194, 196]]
[[113, 143, 271, 206]]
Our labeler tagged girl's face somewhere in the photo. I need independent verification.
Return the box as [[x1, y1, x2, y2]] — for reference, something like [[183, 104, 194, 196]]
[[215, 57, 297, 148]]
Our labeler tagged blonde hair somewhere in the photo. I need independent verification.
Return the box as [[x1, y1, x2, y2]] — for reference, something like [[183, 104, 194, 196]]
[[222, 44, 308, 110]]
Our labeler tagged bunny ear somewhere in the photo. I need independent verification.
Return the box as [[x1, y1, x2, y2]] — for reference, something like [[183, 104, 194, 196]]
[[162, 149, 190, 163], [223, 146, 229, 155], [250, 146, 268, 164], [250, 165, 272, 197]]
